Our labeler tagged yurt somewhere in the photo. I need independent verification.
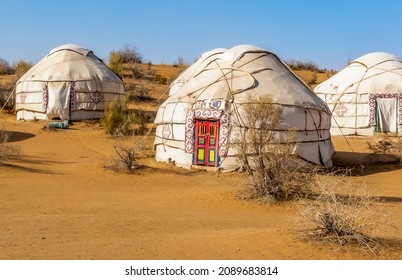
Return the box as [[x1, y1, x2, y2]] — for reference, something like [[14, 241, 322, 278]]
[[154, 45, 334, 171], [314, 52, 402, 136], [15, 44, 124, 121]]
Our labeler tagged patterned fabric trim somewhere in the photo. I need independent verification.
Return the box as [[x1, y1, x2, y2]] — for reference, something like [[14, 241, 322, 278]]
[[184, 108, 230, 157], [42, 82, 48, 111], [70, 82, 76, 109], [184, 110, 195, 153], [369, 93, 402, 125], [218, 111, 230, 157]]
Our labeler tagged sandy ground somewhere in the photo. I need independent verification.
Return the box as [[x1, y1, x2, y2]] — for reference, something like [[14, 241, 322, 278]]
[[0, 114, 401, 260]]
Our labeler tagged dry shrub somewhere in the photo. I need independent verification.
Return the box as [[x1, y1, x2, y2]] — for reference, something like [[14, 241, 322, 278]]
[[0, 58, 12, 75], [108, 51, 123, 76], [286, 59, 320, 71], [107, 131, 143, 173], [13, 59, 32, 78], [236, 96, 313, 202], [296, 172, 388, 253], [0, 130, 20, 161], [307, 73, 317, 85], [367, 138, 402, 165], [126, 80, 153, 101]]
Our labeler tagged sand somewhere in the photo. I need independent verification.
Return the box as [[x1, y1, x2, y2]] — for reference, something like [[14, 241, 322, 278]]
[[1, 114, 401, 260]]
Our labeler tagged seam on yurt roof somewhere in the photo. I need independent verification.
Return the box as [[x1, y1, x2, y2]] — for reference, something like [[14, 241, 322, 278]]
[[236, 49, 272, 63], [48, 48, 91, 58], [234, 53, 268, 69], [170, 67, 252, 101], [359, 68, 402, 82]]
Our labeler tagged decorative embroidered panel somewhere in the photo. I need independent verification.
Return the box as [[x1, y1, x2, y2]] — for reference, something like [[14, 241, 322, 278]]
[[184, 108, 230, 157], [333, 103, 348, 116], [42, 82, 48, 111], [184, 110, 195, 153], [193, 108, 223, 119], [162, 123, 171, 139], [218, 111, 230, 157], [90, 91, 103, 104], [70, 82, 76, 109], [369, 93, 402, 125]]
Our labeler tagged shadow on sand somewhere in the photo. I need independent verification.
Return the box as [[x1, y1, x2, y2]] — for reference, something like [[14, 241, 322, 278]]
[[333, 151, 402, 175], [4, 131, 36, 143], [1, 155, 76, 174]]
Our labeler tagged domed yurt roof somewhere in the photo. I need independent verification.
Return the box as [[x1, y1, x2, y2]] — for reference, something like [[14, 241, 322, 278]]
[[18, 44, 122, 84], [315, 52, 402, 95]]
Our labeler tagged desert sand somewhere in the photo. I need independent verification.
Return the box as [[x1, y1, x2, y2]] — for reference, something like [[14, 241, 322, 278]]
[[0, 114, 401, 260]]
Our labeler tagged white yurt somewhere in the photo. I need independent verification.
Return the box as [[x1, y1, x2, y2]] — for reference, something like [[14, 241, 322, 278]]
[[15, 44, 124, 121], [314, 52, 402, 136], [154, 45, 334, 171]]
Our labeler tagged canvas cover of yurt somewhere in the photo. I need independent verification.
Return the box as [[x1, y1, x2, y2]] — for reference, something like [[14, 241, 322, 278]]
[[15, 44, 124, 121], [154, 45, 334, 171], [314, 52, 402, 136]]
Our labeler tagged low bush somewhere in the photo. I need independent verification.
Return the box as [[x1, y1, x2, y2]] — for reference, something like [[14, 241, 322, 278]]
[[286, 59, 320, 71], [235, 96, 312, 202], [110, 136, 139, 172], [101, 100, 134, 135]]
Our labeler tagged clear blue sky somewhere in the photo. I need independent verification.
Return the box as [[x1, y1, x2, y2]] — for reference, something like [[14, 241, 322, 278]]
[[1, 0, 402, 70]]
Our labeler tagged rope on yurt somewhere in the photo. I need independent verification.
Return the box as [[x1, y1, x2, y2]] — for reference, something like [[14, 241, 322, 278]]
[[331, 115, 365, 171], [128, 84, 172, 150], [322, 61, 369, 171]]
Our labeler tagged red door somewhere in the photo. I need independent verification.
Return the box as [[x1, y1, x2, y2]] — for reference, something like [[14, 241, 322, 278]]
[[194, 120, 219, 166]]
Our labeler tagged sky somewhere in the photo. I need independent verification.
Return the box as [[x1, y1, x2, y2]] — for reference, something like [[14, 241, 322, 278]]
[[1, 0, 402, 70]]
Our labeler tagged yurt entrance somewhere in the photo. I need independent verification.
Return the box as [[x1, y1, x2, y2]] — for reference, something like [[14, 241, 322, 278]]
[[375, 97, 398, 133], [194, 120, 219, 166], [46, 82, 72, 120]]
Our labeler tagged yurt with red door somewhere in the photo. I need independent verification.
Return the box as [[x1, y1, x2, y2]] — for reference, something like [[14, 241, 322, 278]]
[[154, 45, 334, 171]]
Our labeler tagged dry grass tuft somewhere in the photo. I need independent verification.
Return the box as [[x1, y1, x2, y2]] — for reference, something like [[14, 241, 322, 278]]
[[106, 131, 144, 173], [295, 172, 389, 253]]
